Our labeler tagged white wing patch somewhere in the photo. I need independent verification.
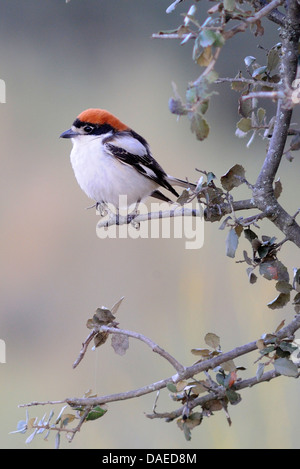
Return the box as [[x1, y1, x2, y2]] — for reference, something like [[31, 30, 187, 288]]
[[139, 164, 157, 179], [106, 134, 149, 158]]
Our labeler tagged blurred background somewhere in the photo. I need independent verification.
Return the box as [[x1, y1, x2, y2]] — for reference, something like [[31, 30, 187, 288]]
[[1, 0, 300, 449]]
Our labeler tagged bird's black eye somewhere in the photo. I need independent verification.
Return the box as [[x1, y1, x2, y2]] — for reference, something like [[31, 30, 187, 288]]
[[83, 125, 94, 134]]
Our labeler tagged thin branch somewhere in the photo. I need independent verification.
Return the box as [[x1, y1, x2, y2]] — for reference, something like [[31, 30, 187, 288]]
[[241, 91, 284, 101], [146, 368, 293, 421], [240, 211, 267, 226], [72, 330, 97, 369], [20, 314, 300, 410], [153, 0, 285, 43], [204, 198, 257, 223], [97, 206, 201, 230], [27, 405, 92, 446], [152, 33, 195, 40], [67, 407, 92, 443], [99, 325, 186, 373], [215, 77, 278, 88], [251, 0, 286, 26], [247, 0, 284, 23]]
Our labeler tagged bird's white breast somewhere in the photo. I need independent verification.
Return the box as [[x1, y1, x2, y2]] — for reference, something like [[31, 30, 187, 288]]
[[69, 135, 158, 207]]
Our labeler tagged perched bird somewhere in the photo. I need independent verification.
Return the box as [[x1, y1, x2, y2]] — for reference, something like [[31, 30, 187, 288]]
[[60, 108, 193, 208]]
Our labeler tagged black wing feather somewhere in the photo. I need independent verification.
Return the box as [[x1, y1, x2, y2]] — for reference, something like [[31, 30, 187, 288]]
[[104, 131, 179, 197]]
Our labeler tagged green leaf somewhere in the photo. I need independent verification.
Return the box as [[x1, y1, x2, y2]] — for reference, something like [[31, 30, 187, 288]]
[[216, 373, 225, 386], [93, 307, 115, 325], [223, 0, 236, 11], [275, 347, 290, 358], [276, 281, 293, 294], [199, 99, 209, 115], [212, 31, 225, 48], [222, 360, 237, 372], [93, 331, 109, 348], [86, 405, 107, 421], [244, 228, 258, 242], [225, 389, 241, 405], [237, 117, 252, 133], [190, 347, 211, 357], [257, 107, 266, 124], [183, 422, 192, 441], [274, 357, 298, 377], [195, 46, 213, 66], [267, 44, 281, 73], [186, 86, 198, 104], [278, 342, 297, 354], [247, 267, 258, 284], [256, 362, 265, 381], [294, 292, 300, 304], [267, 292, 291, 310], [205, 332, 220, 349], [167, 382, 177, 393], [205, 70, 219, 84], [61, 413, 75, 427], [252, 66, 268, 79], [190, 113, 210, 141], [220, 164, 245, 191], [198, 30, 219, 48], [259, 345, 275, 356]]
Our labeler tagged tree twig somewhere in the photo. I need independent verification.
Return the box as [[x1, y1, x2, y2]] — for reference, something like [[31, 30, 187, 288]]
[[96, 206, 201, 230], [146, 368, 295, 421], [20, 314, 300, 410], [215, 77, 278, 88], [99, 325, 186, 373], [251, 0, 286, 26], [72, 330, 97, 369], [241, 91, 284, 101], [247, 0, 284, 23]]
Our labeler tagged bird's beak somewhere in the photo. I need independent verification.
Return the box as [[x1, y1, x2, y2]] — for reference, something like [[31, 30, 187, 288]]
[[60, 128, 78, 139]]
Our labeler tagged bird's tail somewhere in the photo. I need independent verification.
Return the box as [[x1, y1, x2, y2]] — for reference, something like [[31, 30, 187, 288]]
[[151, 175, 196, 203], [167, 175, 196, 190]]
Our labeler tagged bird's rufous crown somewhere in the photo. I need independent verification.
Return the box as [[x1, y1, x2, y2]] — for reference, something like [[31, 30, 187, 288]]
[[77, 108, 129, 131]]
